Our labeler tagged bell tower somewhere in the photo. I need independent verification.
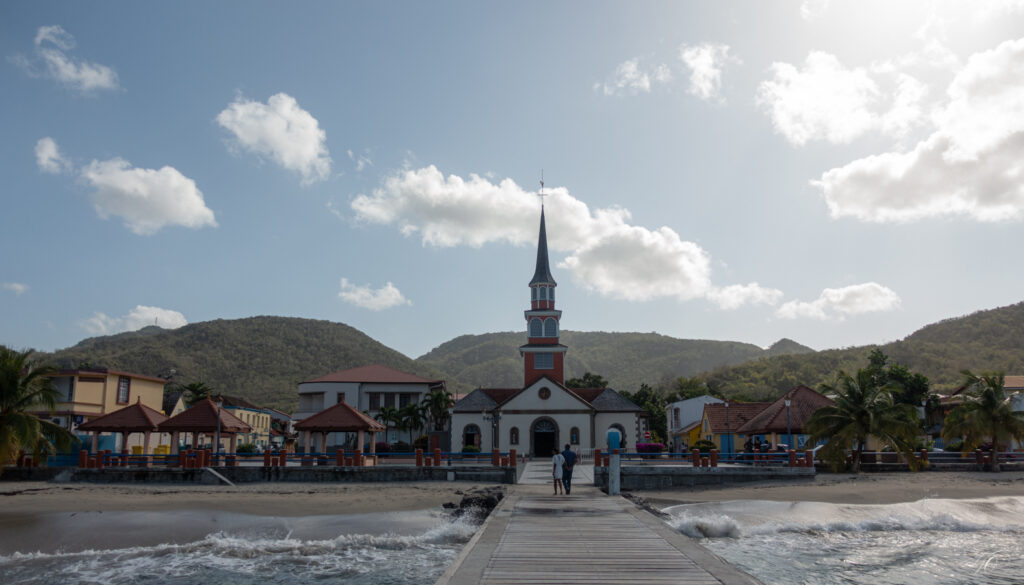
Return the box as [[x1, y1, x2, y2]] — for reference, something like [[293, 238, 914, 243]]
[[520, 193, 567, 386]]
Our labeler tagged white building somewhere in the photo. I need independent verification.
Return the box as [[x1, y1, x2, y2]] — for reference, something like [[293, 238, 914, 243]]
[[450, 205, 645, 457], [666, 395, 724, 452], [294, 364, 445, 446]]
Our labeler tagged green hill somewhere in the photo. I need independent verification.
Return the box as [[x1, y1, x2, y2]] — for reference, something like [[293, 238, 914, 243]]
[[45, 316, 450, 413], [702, 301, 1024, 399], [416, 330, 814, 391]]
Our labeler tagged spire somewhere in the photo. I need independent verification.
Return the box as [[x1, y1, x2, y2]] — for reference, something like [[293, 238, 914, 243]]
[[530, 206, 557, 286]]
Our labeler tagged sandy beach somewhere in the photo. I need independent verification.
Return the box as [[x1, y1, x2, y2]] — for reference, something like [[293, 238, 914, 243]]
[[635, 471, 1024, 507]]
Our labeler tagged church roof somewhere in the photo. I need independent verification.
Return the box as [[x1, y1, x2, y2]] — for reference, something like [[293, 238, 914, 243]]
[[77, 399, 169, 433], [529, 207, 557, 286], [453, 388, 520, 412], [582, 387, 643, 412], [736, 385, 835, 435]]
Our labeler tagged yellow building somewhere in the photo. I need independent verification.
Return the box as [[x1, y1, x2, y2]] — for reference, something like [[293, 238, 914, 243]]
[[46, 368, 168, 450], [218, 395, 273, 449]]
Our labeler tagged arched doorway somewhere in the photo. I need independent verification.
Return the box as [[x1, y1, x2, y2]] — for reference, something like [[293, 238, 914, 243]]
[[463, 424, 480, 450], [531, 418, 558, 457]]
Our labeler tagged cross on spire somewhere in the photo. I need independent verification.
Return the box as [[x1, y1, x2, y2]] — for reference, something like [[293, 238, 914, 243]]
[[538, 170, 547, 206]]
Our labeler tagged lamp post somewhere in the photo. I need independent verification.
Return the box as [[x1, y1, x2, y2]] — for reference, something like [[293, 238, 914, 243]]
[[785, 398, 792, 451], [215, 396, 223, 466], [481, 409, 501, 450], [723, 401, 730, 455]]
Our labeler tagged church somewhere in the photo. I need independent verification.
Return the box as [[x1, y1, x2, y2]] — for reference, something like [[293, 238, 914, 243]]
[[450, 204, 646, 457]]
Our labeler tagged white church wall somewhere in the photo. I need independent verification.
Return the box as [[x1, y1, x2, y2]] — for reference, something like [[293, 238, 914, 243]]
[[500, 380, 590, 411], [595, 412, 643, 450]]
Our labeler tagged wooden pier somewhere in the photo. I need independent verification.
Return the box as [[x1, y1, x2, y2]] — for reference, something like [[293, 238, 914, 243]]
[[436, 485, 762, 585]]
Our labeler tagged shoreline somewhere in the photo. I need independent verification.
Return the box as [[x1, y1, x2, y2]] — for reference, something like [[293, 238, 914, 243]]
[[633, 470, 1024, 508]]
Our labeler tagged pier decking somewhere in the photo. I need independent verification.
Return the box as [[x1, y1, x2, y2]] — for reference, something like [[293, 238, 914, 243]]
[[436, 485, 762, 585]]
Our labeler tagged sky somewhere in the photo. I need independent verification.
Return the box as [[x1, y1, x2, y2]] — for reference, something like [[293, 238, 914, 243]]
[[3, 1, 1024, 361]]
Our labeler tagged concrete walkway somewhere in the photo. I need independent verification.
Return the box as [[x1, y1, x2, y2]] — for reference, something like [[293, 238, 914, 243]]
[[517, 460, 594, 486], [435, 485, 763, 585]]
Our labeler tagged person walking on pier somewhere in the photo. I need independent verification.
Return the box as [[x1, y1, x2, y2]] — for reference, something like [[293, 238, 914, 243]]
[[551, 448, 565, 495], [561, 444, 577, 495]]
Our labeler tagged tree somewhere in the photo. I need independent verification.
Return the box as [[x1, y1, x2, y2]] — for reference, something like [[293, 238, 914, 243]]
[[621, 383, 668, 443], [806, 368, 922, 472], [942, 371, 1024, 471], [421, 388, 454, 432], [673, 376, 724, 400], [180, 381, 213, 407], [0, 347, 77, 475], [398, 403, 425, 445], [566, 372, 608, 389], [375, 406, 399, 444]]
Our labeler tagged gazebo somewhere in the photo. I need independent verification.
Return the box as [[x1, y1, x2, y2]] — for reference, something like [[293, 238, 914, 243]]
[[157, 397, 252, 455], [294, 399, 386, 456], [76, 398, 169, 456]]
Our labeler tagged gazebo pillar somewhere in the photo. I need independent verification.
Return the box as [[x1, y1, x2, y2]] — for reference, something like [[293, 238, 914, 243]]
[[91, 432, 99, 453], [369, 432, 376, 453], [143, 431, 152, 455], [303, 430, 312, 454], [171, 431, 180, 455], [229, 433, 238, 454], [320, 432, 327, 454], [357, 430, 365, 451], [191, 432, 199, 450]]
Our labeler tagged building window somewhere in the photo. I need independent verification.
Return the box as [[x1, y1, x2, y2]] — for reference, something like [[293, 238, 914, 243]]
[[369, 393, 380, 410], [531, 287, 538, 301], [570, 427, 580, 444], [543, 318, 557, 337], [539, 287, 547, 300], [117, 376, 130, 404], [673, 408, 681, 428], [463, 424, 481, 448], [534, 353, 553, 369], [399, 393, 411, 408], [549, 287, 555, 302], [510, 427, 519, 445], [529, 318, 542, 337]]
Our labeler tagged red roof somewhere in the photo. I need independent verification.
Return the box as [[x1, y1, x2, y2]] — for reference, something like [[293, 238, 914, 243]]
[[736, 385, 835, 435], [77, 399, 168, 432], [303, 364, 443, 385], [703, 402, 772, 434], [294, 400, 386, 432], [157, 398, 252, 433], [566, 388, 604, 403]]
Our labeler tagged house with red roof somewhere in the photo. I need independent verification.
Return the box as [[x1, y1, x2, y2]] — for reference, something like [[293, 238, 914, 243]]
[[450, 205, 646, 457]]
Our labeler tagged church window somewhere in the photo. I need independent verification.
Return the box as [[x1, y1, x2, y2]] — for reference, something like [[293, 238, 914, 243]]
[[539, 287, 547, 300], [549, 287, 555, 302], [510, 427, 519, 445], [529, 318, 543, 337], [534, 353, 553, 369], [532, 287, 538, 301], [570, 427, 580, 444], [543, 318, 557, 337]]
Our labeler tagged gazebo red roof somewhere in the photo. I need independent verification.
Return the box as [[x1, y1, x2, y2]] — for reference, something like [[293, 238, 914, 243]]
[[294, 400, 386, 433], [736, 385, 835, 435], [77, 399, 169, 433], [157, 398, 252, 433]]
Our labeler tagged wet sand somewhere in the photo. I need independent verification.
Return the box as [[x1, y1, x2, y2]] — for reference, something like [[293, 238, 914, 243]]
[[635, 471, 1024, 507], [0, 481, 487, 555]]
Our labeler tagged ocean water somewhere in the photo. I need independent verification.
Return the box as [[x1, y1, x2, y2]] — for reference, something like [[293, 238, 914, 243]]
[[664, 496, 1024, 585], [0, 509, 479, 585]]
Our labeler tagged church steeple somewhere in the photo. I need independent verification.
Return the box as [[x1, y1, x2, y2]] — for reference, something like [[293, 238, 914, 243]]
[[529, 206, 557, 287], [520, 200, 566, 386]]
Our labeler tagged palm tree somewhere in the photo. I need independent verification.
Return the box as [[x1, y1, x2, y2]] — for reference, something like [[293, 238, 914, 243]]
[[806, 368, 922, 472], [399, 403, 425, 445], [0, 347, 77, 475], [180, 381, 213, 407], [375, 405, 399, 445], [421, 388, 454, 432], [943, 371, 1024, 471]]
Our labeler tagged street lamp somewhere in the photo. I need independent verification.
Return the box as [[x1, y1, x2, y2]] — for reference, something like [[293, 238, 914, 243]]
[[481, 409, 501, 450], [215, 396, 223, 466], [785, 398, 792, 451]]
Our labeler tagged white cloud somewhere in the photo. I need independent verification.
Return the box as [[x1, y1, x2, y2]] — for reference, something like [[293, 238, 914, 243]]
[[679, 43, 739, 101], [707, 283, 784, 310], [800, 0, 830, 21], [3, 282, 29, 296], [79, 305, 187, 335], [348, 149, 372, 172], [80, 158, 218, 235], [216, 93, 331, 185], [817, 38, 1024, 222], [757, 52, 881, 145], [776, 283, 901, 320], [597, 58, 671, 96], [352, 166, 779, 307], [15, 25, 119, 92], [35, 137, 70, 174], [338, 278, 411, 311]]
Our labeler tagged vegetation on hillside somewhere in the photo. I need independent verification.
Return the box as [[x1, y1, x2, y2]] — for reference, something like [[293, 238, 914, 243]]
[[45, 317, 452, 413]]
